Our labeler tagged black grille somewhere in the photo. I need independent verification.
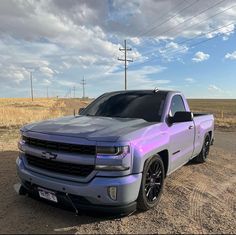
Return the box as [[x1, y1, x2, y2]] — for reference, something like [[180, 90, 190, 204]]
[[23, 136, 96, 155], [26, 155, 94, 177]]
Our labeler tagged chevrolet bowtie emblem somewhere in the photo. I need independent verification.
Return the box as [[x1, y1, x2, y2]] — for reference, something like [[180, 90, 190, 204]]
[[42, 151, 57, 160]]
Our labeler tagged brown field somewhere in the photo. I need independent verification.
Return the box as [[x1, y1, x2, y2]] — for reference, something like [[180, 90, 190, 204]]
[[0, 97, 235, 130], [188, 99, 236, 129], [0, 98, 91, 129]]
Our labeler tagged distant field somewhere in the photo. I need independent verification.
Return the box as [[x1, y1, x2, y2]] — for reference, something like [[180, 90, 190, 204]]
[[188, 99, 236, 129], [0, 98, 235, 130], [0, 98, 91, 129]]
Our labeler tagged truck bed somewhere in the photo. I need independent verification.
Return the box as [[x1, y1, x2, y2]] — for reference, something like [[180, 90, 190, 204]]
[[193, 112, 211, 117]]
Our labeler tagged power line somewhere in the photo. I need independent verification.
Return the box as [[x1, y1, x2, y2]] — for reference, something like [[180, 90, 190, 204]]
[[81, 76, 86, 99], [167, 22, 234, 54], [142, 21, 235, 58], [128, 0, 232, 67], [167, 3, 236, 45], [189, 28, 234, 48], [84, 1, 235, 85], [25, 67, 36, 101], [118, 39, 133, 90], [30, 71, 33, 101], [131, 27, 235, 68], [140, 1, 236, 57], [152, 0, 226, 38], [137, 0, 200, 38], [135, 0, 186, 37], [109, 1, 232, 74]]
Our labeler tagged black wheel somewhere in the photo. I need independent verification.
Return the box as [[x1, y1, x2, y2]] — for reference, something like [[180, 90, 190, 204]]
[[137, 155, 164, 211], [194, 134, 211, 163]]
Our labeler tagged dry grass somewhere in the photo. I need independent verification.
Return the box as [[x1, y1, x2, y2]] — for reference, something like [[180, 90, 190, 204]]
[[0, 98, 92, 129], [0, 98, 235, 130], [0, 98, 66, 128], [188, 99, 236, 129]]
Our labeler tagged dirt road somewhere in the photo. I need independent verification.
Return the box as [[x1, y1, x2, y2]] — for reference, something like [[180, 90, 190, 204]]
[[0, 130, 235, 234]]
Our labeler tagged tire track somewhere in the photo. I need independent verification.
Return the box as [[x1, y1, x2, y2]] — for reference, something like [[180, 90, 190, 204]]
[[165, 166, 193, 207], [217, 179, 236, 214], [189, 182, 207, 234], [167, 166, 193, 191]]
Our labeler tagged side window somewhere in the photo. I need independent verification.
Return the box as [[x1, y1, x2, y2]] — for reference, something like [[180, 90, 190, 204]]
[[169, 95, 186, 116]]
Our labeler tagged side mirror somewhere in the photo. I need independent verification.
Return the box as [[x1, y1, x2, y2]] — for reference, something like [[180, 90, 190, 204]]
[[79, 108, 85, 114], [169, 111, 193, 124]]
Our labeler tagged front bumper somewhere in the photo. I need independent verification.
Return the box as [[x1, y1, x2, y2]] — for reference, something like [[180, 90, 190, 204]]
[[16, 157, 142, 215]]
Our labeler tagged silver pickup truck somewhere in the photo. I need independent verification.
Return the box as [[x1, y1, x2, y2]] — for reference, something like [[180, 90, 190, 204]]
[[16, 90, 214, 215]]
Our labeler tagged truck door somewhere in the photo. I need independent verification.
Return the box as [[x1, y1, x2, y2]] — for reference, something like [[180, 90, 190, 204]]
[[168, 95, 195, 172]]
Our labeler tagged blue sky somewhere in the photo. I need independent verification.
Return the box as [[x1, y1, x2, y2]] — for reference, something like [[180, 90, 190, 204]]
[[0, 0, 236, 98]]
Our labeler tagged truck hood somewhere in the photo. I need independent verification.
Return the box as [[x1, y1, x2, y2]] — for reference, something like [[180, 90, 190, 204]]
[[23, 115, 154, 142]]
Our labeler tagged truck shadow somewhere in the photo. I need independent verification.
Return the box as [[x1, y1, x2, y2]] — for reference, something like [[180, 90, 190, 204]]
[[186, 159, 203, 165]]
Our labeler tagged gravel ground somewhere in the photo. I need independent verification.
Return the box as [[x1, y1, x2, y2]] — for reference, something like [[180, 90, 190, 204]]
[[0, 130, 235, 234]]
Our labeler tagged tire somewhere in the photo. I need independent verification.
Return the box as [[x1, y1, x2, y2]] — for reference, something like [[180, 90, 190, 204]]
[[193, 133, 211, 163], [137, 155, 165, 211]]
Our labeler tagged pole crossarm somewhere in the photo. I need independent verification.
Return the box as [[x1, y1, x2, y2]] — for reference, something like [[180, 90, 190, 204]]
[[118, 39, 133, 90]]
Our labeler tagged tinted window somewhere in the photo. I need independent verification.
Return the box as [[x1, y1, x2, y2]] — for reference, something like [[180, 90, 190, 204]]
[[169, 95, 186, 116], [81, 91, 167, 122]]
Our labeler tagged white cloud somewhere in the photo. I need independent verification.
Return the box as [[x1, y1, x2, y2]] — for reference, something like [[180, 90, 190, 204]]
[[158, 41, 189, 61], [225, 51, 236, 60], [192, 51, 210, 63], [130, 37, 141, 45], [167, 42, 181, 50], [42, 79, 52, 85], [84, 64, 169, 96], [39, 66, 54, 77], [165, 42, 188, 53], [131, 65, 167, 75], [0, 0, 235, 98], [1, 0, 235, 42], [185, 78, 195, 83], [57, 80, 77, 88], [208, 84, 222, 92], [0, 65, 28, 85], [206, 84, 232, 98], [61, 62, 72, 69]]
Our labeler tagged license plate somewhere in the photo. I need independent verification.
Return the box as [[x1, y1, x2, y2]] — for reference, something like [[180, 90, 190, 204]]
[[38, 187, 58, 203]]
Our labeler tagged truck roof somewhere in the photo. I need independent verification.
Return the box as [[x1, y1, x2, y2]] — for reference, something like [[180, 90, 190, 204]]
[[106, 89, 179, 95]]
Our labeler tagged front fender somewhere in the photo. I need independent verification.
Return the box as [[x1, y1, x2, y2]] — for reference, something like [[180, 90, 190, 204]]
[[131, 130, 169, 173]]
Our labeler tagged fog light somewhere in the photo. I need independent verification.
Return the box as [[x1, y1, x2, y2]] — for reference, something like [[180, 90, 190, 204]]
[[108, 186, 117, 201], [18, 140, 25, 152]]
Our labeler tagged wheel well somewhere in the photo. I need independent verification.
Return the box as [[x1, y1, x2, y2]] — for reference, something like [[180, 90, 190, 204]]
[[158, 150, 169, 177], [208, 131, 212, 140]]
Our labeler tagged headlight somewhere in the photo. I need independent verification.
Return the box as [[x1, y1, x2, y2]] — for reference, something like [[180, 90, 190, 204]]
[[18, 131, 26, 152], [96, 146, 129, 156], [95, 145, 130, 171]]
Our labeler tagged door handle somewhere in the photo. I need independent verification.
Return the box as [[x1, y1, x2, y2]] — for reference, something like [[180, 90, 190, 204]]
[[188, 125, 194, 130]]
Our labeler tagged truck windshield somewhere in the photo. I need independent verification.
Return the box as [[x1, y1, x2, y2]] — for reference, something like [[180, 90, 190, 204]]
[[81, 91, 167, 122]]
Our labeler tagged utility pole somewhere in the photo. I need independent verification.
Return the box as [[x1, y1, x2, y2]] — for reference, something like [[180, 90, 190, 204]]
[[118, 39, 133, 90], [47, 86, 49, 99], [81, 76, 86, 99], [30, 71, 34, 101]]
